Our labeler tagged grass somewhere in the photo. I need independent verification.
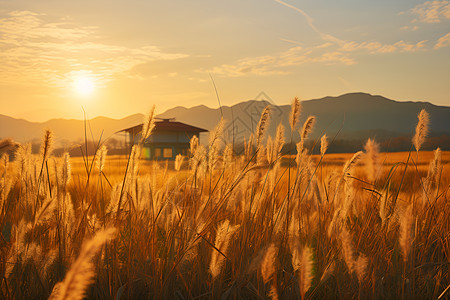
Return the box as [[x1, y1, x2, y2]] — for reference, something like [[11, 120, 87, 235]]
[[0, 107, 449, 299]]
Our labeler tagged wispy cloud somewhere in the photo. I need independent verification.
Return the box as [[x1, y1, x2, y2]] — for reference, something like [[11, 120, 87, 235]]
[[435, 32, 450, 48], [410, 0, 450, 23], [340, 40, 427, 53], [204, 35, 432, 78], [0, 11, 188, 87], [273, 0, 344, 45], [201, 45, 354, 77]]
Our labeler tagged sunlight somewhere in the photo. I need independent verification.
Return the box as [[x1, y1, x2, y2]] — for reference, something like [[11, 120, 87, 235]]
[[73, 75, 95, 96]]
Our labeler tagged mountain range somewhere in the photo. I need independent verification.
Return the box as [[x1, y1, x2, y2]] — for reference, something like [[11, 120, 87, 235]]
[[1, 93, 449, 150]]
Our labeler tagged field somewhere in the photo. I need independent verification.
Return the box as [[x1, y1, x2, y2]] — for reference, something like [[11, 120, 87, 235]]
[[0, 106, 449, 299]]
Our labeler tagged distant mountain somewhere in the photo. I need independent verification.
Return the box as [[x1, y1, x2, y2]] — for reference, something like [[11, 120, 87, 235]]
[[1, 93, 449, 151], [0, 113, 144, 146], [159, 92, 450, 144]]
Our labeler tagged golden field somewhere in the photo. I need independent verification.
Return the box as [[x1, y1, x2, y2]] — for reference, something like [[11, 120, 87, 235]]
[[0, 106, 449, 299]]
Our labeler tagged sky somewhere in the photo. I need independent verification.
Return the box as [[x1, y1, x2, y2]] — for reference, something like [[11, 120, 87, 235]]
[[0, 0, 449, 122]]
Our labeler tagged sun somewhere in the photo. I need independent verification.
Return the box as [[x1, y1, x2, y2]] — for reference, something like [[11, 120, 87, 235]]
[[73, 76, 95, 96]]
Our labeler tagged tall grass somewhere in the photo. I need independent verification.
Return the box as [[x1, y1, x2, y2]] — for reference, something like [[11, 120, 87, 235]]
[[0, 106, 449, 299]]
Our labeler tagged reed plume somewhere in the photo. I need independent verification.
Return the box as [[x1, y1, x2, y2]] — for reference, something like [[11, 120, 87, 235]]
[[340, 228, 356, 273], [363, 138, 381, 182], [355, 254, 368, 284], [423, 147, 442, 197], [15, 143, 32, 182], [60, 152, 72, 189], [256, 105, 271, 147], [273, 123, 285, 158], [40, 129, 54, 162], [289, 97, 301, 131], [300, 116, 315, 142], [320, 134, 328, 157], [1, 152, 8, 173], [49, 228, 116, 300], [222, 143, 233, 168], [0, 138, 16, 152], [34, 194, 56, 226], [261, 244, 278, 300], [260, 244, 278, 283], [190, 135, 199, 155], [209, 220, 240, 278], [292, 244, 314, 300], [140, 105, 156, 144], [297, 116, 315, 155], [399, 204, 414, 262], [342, 151, 363, 177], [208, 118, 224, 171], [95, 145, 107, 174], [412, 109, 429, 152]]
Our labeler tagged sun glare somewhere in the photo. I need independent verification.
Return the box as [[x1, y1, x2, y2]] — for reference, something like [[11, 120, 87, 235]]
[[74, 76, 95, 96]]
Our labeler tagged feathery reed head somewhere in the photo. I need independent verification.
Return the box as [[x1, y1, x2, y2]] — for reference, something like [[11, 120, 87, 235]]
[[256, 105, 271, 147], [342, 151, 363, 176], [320, 134, 328, 157], [190, 134, 199, 156], [209, 219, 240, 279], [40, 129, 54, 161], [355, 254, 368, 284], [300, 116, 316, 142], [0, 138, 17, 152], [60, 152, 72, 188], [363, 138, 381, 182], [209, 117, 224, 149], [340, 228, 356, 273], [399, 204, 414, 262], [141, 105, 156, 143], [274, 123, 285, 157], [96, 145, 108, 174], [300, 246, 314, 300], [49, 228, 117, 300], [412, 109, 429, 152], [261, 243, 278, 283], [223, 143, 234, 168], [289, 97, 301, 131], [1, 152, 9, 172]]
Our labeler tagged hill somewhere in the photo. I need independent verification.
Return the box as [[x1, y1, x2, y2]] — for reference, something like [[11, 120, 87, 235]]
[[158, 92, 450, 145], [1, 92, 449, 151]]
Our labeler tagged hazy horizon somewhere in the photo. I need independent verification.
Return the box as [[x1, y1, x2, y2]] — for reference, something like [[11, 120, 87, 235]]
[[1, 0, 449, 122], [2, 91, 450, 123]]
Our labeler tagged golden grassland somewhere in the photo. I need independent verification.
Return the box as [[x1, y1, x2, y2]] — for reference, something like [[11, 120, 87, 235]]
[[0, 105, 449, 299]]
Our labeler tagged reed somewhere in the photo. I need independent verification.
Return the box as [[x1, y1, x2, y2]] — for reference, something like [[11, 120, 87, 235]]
[[0, 103, 448, 299]]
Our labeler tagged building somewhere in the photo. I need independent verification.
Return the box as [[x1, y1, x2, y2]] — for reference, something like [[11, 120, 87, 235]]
[[118, 118, 208, 160]]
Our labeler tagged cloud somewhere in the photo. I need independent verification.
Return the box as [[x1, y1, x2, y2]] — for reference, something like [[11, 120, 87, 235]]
[[434, 32, 450, 48], [273, 0, 344, 45], [340, 40, 427, 53], [400, 25, 420, 31], [0, 11, 188, 87], [204, 35, 431, 78], [410, 0, 450, 23], [201, 45, 354, 77]]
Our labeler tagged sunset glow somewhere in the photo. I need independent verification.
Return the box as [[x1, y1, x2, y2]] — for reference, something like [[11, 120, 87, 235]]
[[73, 76, 95, 97], [0, 1, 448, 122]]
